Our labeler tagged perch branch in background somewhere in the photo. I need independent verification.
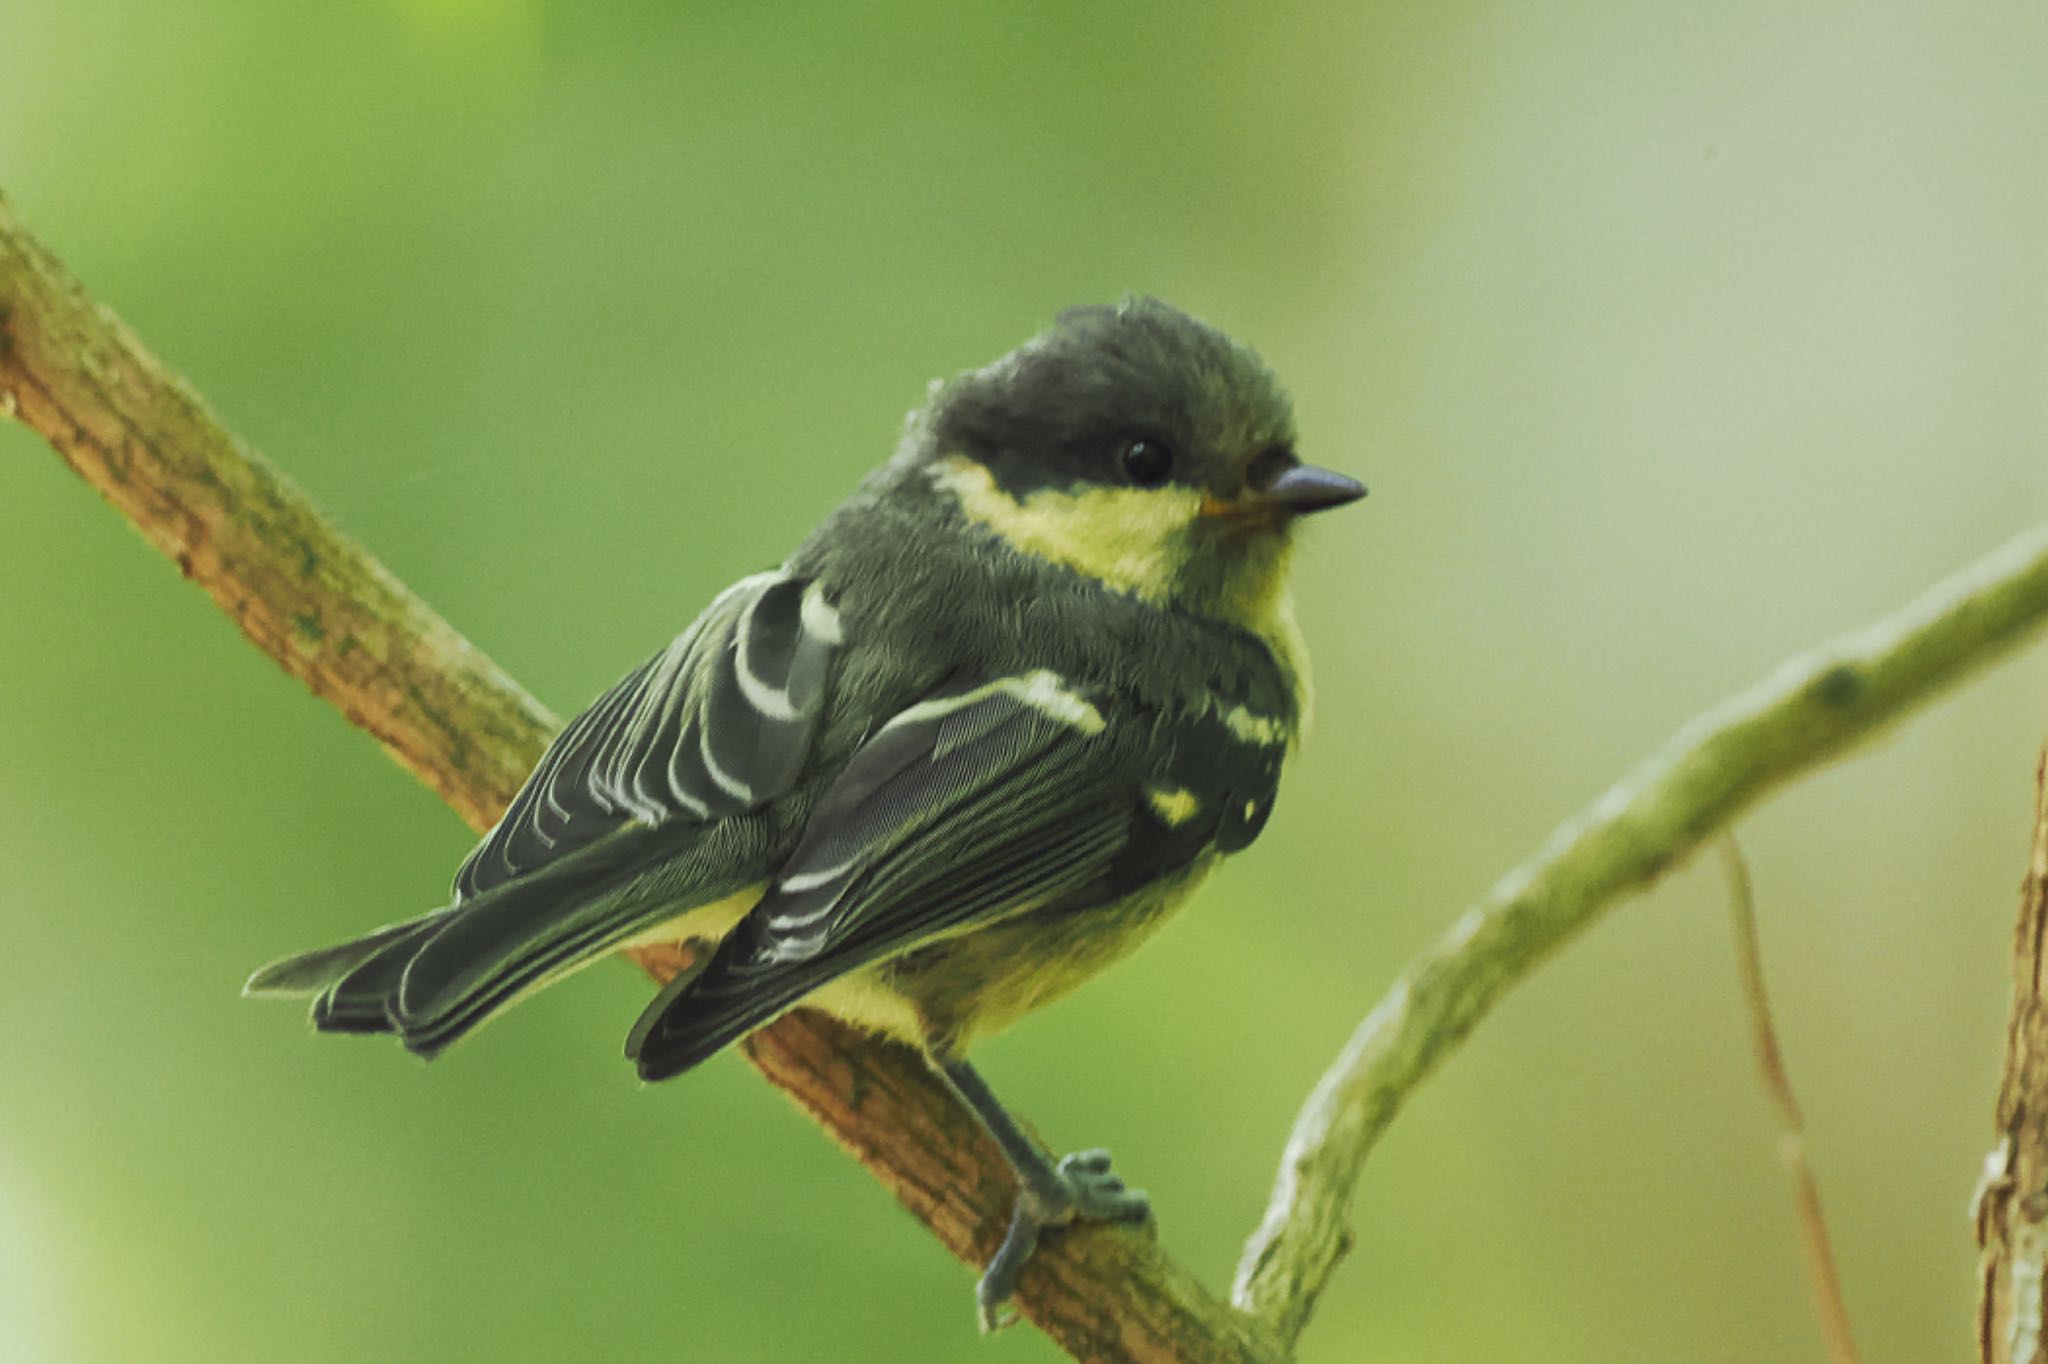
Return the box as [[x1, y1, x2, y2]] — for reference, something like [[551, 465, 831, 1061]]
[[1718, 836, 1859, 1364], [1976, 749, 2048, 1364], [1235, 516, 2048, 1343]]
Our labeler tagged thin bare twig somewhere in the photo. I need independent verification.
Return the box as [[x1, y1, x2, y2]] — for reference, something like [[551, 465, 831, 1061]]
[[1718, 836, 1860, 1364]]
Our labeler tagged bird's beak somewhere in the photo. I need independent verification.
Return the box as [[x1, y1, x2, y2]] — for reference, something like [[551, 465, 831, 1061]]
[[1203, 462, 1367, 519], [1256, 462, 1368, 514]]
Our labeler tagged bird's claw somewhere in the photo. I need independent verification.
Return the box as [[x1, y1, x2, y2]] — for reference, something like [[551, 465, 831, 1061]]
[[1055, 1148, 1152, 1225], [975, 1148, 1153, 1331]]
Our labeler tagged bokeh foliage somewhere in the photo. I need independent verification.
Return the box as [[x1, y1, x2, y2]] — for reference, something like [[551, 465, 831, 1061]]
[[3, 4, 2045, 1361]]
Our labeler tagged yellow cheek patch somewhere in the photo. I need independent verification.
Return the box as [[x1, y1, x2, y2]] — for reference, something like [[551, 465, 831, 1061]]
[[930, 455, 1199, 603]]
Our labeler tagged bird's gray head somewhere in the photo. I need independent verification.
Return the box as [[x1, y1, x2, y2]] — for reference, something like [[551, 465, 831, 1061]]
[[894, 297, 1364, 626]]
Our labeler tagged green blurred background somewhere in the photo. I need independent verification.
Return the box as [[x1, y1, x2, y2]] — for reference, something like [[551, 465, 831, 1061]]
[[3, 3, 2046, 1361]]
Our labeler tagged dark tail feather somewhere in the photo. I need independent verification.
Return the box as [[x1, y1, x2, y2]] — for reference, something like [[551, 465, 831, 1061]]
[[244, 911, 451, 1037], [312, 918, 451, 1034], [387, 829, 697, 1057], [245, 823, 734, 1060], [244, 913, 449, 1001], [387, 882, 634, 1058]]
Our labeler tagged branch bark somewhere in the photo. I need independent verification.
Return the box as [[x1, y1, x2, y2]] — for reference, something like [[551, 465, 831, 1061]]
[[0, 192, 1279, 1364], [1977, 749, 2048, 1363]]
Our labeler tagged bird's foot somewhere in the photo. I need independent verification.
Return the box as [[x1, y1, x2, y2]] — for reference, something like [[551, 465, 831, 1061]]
[[1048, 1148, 1152, 1223], [976, 1149, 1153, 1332]]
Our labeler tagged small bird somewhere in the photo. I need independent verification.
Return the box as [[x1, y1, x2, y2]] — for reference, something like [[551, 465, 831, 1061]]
[[246, 296, 1364, 1327]]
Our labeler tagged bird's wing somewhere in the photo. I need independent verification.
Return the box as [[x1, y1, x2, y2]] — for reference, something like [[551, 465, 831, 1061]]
[[453, 569, 843, 900], [625, 671, 1287, 1079], [247, 568, 845, 1053]]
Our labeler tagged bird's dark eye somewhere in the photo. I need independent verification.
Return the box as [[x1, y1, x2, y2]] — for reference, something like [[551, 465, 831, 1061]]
[[1120, 438, 1173, 489]]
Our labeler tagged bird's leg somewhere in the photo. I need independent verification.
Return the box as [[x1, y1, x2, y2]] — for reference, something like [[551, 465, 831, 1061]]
[[938, 1058, 1152, 1331]]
